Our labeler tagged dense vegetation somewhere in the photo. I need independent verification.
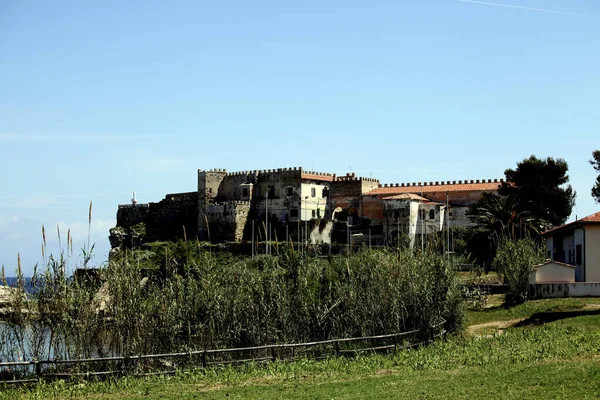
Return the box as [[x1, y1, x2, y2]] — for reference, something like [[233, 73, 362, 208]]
[[0, 243, 463, 362], [464, 155, 574, 267], [591, 149, 600, 204], [493, 238, 546, 306], [4, 297, 600, 399]]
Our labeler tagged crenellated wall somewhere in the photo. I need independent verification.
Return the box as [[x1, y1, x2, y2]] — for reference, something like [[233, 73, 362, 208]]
[[329, 173, 380, 222], [112, 166, 501, 248]]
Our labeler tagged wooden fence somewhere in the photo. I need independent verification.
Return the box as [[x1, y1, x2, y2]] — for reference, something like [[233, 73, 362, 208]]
[[0, 320, 446, 385]]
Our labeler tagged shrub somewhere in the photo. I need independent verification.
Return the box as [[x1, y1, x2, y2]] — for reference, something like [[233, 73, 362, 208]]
[[0, 244, 464, 361], [494, 238, 545, 307]]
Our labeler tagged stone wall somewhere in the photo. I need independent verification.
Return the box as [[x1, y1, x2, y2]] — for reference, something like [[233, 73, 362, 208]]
[[145, 193, 198, 242], [330, 174, 379, 219], [205, 201, 250, 241], [116, 204, 150, 228], [112, 192, 198, 248], [530, 282, 600, 299]]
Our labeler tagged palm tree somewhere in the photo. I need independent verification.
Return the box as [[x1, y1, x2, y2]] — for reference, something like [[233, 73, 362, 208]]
[[467, 192, 546, 243], [466, 192, 547, 268]]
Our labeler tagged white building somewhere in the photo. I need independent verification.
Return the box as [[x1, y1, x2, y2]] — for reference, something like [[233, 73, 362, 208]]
[[382, 194, 446, 248], [529, 260, 575, 284], [543, 211, 600, 282]]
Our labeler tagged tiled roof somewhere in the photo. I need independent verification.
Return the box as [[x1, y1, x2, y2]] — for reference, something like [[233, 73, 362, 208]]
[[366, 181, 501, 196], [580, 211, 600, 223], [543, 211, 600, 235], [301, 172, 334, 182], [532, 259, 576, 270], [382, 194, 429, 201]]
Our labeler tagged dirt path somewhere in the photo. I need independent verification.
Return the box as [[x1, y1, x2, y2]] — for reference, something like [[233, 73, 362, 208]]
[[467, 318, 526, 337], [468, 303, 600, 337]]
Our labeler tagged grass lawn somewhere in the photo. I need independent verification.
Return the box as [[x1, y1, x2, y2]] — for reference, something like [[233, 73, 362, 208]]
[[466, 296, 600, 326], [4, 297, 600, 399]]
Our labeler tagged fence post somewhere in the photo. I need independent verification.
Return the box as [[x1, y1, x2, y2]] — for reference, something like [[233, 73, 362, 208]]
[[123, 355, 130, 376], [201, 351, 207, 370], [34, 360, 41, 382], [271, 346, 276, 362]]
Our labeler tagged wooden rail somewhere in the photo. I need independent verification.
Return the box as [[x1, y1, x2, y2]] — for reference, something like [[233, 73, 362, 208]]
[[0, 321, 446, 384]]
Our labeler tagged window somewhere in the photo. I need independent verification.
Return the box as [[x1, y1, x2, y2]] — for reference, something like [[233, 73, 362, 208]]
[[312, 210, 316, 218], [242, 188, 248, 197], [429, 209, 435, 220], [209, 188, 213, 194], [394, 210, 400, 220], [311, 187, 316, 197], [420, 210, 426, 220], [286, 187, 294, 196], [576, 245, 582, 265], [322, 187, 329, 198], [268, 185, 275, 198], [290, 209, 299, 218]]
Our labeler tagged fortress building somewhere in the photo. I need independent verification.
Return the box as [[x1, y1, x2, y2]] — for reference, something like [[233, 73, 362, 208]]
[[111, 167, 502, 248]]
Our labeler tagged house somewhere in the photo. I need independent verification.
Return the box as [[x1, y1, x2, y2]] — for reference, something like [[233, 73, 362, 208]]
[[381, 194, 446, 248], [543, 211, 600, 282], [358, 179, 502, 244], [529, 260, 575, 284]]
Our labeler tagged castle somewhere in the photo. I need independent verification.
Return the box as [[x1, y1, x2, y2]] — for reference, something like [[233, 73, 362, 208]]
[[111, 167, 502, 248]]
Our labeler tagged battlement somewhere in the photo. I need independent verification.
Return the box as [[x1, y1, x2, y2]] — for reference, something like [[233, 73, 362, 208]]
[[377, 179, 504, 189], [223, 166, 307, 176], [207, 200, 251, 207], [333, 172, 379, 183], [118, 203, 150, 209], [198, 168, 228, 173]]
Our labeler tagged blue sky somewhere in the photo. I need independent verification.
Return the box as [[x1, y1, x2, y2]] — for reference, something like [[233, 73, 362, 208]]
[[1, 0, 599, 275]]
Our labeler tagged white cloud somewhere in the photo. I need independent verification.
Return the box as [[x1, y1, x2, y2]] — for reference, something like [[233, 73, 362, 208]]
[[458, 0, 599, 18], [57, 218, 115, 247]]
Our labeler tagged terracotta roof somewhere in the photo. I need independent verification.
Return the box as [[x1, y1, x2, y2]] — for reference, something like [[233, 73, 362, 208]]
[[580, 211, 600, 223], [382, 194, 429, 201], [366, 181, 501, 196], [301, 173, 334, 182], [532, 259, 576, 270], [543, 211, 600, 236]]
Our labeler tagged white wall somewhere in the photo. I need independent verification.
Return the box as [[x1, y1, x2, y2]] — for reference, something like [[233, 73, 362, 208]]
[[586, 225, 600, 282], [448, 206, 473, 227], [529, 262, 575, 284], [300, 182, 328, 220]]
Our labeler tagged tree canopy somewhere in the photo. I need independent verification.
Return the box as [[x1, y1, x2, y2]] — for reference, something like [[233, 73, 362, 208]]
[[591, 150, 600, 204], [466, 191, 544, 268], [465, 155, 574, 269], [498, 155, 575, 227]]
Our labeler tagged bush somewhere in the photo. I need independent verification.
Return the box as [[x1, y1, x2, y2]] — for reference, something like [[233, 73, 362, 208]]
[[0, 244, 464, 361], [494, 238, 545, 307]]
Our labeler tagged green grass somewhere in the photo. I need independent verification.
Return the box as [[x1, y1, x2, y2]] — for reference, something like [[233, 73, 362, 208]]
[[4, 297, 600, 399], [458, 270, 502, 285], [466, 296, 600, 326]]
